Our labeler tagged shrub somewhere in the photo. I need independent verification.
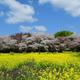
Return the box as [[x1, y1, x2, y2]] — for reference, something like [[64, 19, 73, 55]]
[[54, 31, 73, 38], [9, 52, 15, 55]]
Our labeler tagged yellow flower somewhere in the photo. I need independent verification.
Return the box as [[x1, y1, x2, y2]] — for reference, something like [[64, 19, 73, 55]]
[[38, 76, 42, 79], [53, 76, 56, 79], [21, 74, 25, 78], [33, 73, 35, 75], [18, 72, 20, 74], [7, 74, 9, 76], [2, 72, 4, 75]]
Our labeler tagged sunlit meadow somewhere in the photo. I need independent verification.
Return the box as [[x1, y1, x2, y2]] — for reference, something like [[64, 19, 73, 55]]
[[0, 52, 80, 80]]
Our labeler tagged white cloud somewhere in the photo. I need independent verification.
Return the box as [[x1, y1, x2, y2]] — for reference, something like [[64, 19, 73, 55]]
[[34, 26, 47, 31], [28, 0, 33, 5], [0, 11, 4, 17], [0, 0, 37, 23], [67, 25, 77, 34], [39, 0, 80, 17], [69, 25, 74, 29], [20, 25, 33, 32], [19, 25, 47, 32], [37, 12, 39, 15]]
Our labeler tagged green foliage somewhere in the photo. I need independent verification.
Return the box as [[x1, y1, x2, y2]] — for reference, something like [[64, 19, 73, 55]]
[[9, 52, 15, 55], [68, 37, 74, 41], [54, 31, 74, 38]]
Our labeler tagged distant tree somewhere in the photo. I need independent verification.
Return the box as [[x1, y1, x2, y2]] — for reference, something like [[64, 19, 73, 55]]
[[54, 31, 73, 38], [10, 33, 31, 43]]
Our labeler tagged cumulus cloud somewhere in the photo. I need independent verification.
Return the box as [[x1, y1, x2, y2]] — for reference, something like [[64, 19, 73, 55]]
[[0, 11, 4, 17], [19, 25, 47, 32], [69, 25, 75, 29], [34, 26, 47, 31], [39, 0, 80, 17], [28, 0, 33, 5], [67, 25, 77, 34], [0, 0, 37, 23], [20, 25, 33, 32]]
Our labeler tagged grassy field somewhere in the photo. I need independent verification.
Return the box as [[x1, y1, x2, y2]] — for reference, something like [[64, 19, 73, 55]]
[[0, 52, 80, 80]]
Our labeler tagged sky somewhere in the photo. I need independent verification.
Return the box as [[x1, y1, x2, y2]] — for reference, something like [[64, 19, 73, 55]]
[[0, 0, 80, 36]]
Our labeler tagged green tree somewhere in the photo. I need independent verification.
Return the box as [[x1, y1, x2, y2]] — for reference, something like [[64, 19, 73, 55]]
[[54, 31, 73, 38]]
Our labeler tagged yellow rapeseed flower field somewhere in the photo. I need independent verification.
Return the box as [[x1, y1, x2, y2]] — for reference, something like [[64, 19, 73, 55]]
[[0, 52, 80, 80]]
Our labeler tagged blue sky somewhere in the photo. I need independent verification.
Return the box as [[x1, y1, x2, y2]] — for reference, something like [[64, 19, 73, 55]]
[[0, 0, 80, 36]]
